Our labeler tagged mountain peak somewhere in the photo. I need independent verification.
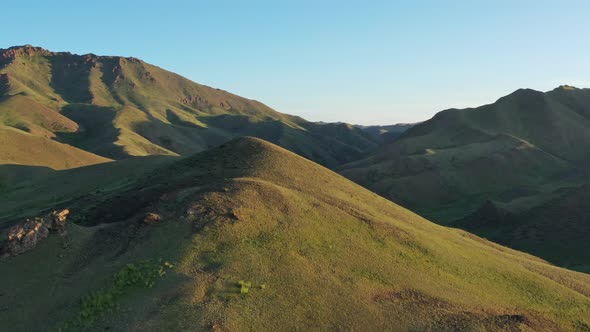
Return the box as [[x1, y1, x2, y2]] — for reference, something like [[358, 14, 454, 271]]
[[495, 88, 545, 104], [510, 87, 544, 96], [0, 45, 53, 58]]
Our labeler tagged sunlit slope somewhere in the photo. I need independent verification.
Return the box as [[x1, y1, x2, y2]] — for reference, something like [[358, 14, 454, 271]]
[[2, 137, 589, 331], [0, 45, 377, 167], [0, 125, 110, 169]]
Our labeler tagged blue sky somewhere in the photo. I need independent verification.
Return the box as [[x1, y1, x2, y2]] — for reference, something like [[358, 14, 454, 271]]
[[3, 0, 590, 124]]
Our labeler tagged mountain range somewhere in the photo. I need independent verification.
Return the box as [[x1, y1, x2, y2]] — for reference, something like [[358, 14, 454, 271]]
[[340, 86, 590, 272], [1, 45, 590, 331], [0, 45, 381, 169]]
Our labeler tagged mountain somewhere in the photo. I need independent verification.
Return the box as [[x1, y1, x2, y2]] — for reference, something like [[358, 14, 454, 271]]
[[356, 123, 417, 143], [339, 86, 590, 270], [1, 137, 590, 331], [0, 45, 378, 169]]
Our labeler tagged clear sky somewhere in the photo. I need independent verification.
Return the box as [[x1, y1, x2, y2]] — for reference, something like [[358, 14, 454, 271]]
[[3, 0, 590, 125]]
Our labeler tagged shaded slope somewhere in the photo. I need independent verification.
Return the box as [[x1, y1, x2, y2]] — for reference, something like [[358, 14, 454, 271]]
[[357, 123, 416, 143], [1, 137, 590, 331], [459, 185, 590, 273], [0, 155, 175, 223], [0, 45, 378, 168], [340, 86, 590, 272], [340, 87, 590, 221]]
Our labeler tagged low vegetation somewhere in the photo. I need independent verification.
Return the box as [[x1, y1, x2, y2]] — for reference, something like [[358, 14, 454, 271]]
[[1, 137, 589, 331], [59, 259, 174, 331]]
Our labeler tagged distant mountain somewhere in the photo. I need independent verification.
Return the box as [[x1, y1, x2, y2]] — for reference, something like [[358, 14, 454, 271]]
[[0, 45, 378, 168], [356, 123, 416, 143], [2, 137, 589, 331], [340, 86, 590, 270]]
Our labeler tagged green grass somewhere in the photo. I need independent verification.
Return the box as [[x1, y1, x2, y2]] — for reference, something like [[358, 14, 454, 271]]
[[2, 137, 589, 331], [59, 259, 174, 331], [0, 125, 111, 170]]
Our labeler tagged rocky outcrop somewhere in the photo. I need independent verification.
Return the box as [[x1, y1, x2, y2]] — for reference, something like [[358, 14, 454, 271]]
[[49, 209, 70, 235], [3, 209, 70, 256], [143, 212, 161, 225], [0, 45, 54, 67], [6, 218, 49, 256]]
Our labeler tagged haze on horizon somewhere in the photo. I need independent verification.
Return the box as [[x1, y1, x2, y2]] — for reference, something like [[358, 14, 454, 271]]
[[3, 0, 590, 125]]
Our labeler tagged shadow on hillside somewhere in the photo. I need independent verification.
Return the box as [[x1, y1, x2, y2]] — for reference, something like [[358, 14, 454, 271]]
[[165, 109, 201, 128], [49, 54, 93, 103], [55, 104, 129, 159], [0, 155, 178, 229], [0, 73, 8, 96], [0, 164, 53, 190], [200, 114, 284, 142]]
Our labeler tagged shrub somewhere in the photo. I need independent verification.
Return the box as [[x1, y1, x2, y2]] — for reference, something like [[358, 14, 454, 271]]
[[238, 280, 252, 294], [58, 259, 174, 331]]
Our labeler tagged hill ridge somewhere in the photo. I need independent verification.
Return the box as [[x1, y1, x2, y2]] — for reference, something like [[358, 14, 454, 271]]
[[339, 85, 590, 273], [0, 45, 380, 168]]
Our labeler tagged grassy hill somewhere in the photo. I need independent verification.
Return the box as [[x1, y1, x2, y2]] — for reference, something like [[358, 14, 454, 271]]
[[1, 137, 589, 331], [340, 86, 590, 268], [0, 45, 378, 168]]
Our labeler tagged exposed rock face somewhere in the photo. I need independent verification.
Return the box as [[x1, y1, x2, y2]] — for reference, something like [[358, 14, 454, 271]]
[[6, 219, 49, 256], [50, 209, 70, 235], [143, 212, 161, 225], [3, 209, 70, 256], [0, 45, 54, 67]]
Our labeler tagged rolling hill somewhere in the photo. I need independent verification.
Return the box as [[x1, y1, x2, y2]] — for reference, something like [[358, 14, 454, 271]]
[[0, 45, 378, 169], [1, 137, 589, 331], [339, 86, 590, 271]]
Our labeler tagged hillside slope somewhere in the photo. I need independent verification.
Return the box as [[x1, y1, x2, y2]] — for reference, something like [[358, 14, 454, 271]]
[[341, 87, 590, 219], [458, 184, 590, 273], [0, 155, 174, 222], [340, 87, 590, 268], [0, 125, 111, 169], [1, 137, 589, 331], [0, 45, 378, 168]]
